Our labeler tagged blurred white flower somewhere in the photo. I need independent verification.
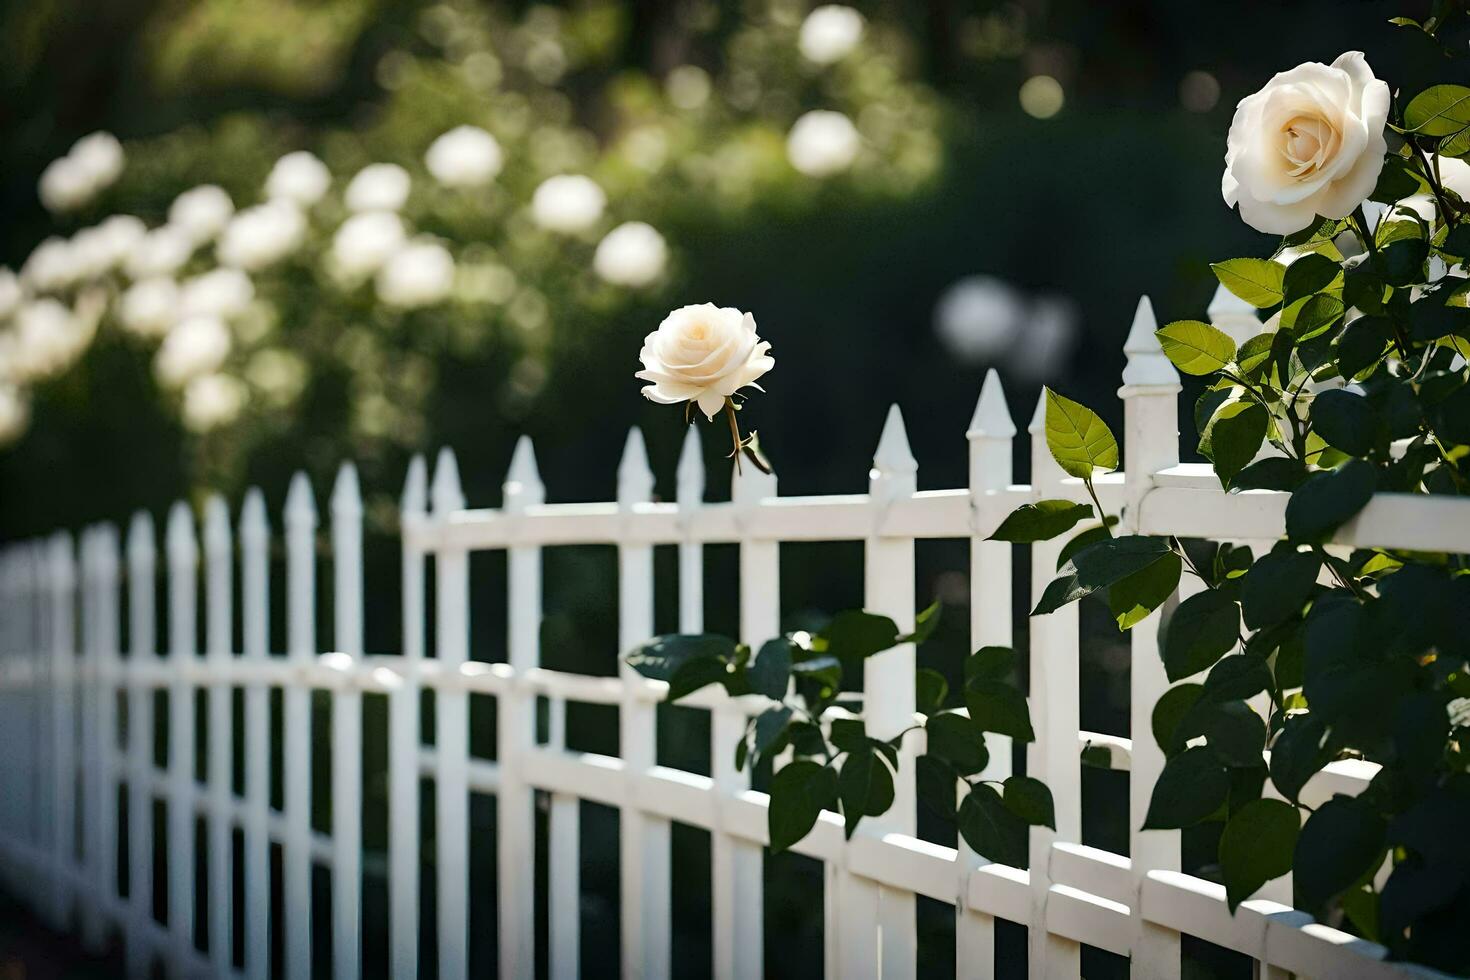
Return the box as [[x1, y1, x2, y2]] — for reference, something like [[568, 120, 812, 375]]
[[11, 298, 96, 380], [531, 175, 606, 233], [219, 201, 306, 271], [345, 163, 411, 212], [331, 211, 407, 277], [169, 185, 235, 244], [126, 226, 195, 279], [68, 215, 146, 280], [425, 126, 504, 188], [180, 268, 254, 320], [0, 384, 28, 445], [1019, 75, 1065, 119], [119, 277, 180, 337], [245, 349, 308, 405], [1007, 296, 1079, 382], [265, 151, 331, 206], [182, 373, 248, 432], [666, 66, 712, 110], [935, 277, 1024, 363], [20, 237, 79, 292], [798, 6, 865, 65], [0, 268, 22, 320], [376, 239, 455, 308], [593, 222, 668, 287], [155, 315, 231, 388], [787, 111, 861, 177], [38, 132, 125, 213]]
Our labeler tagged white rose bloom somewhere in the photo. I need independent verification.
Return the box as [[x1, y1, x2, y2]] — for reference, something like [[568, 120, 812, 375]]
[[218, 201, 307, 271], [11, 298, 95, 380], [155, 315, 231, 388], [265, 150, 331, 206], [70, 132, 125, 188], [786, 110, 861, 177], [636, 303, 774, 419], [345, 163, 411, 212], [1222, 52, 1390, 235], [0, 268, 22, 320], [182, 373, 248, 432], [0, 384, 29, 445], [126, 226, 196, 279], [798, 6, 865, 65], [376, 239, 455, 308], [331, 211, 407, 277], [531, 175, 606, 233], [180, 268, 254, 320], [68, 216, 145, 280], [21, 237, 79, 292], [426, 126, 504, 187], [594, 222, 668, 287], [1438, 156, 1470, 202], [38, 156, 95, 213], [934, 276, 1024, 363], [119, 277, 180, 337], [168, 185, 235, 244]]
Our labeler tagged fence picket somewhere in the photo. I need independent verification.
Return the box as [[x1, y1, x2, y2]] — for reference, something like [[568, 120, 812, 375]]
[[79, 528, 105, 951], [240, 489, 272, 980], [391, 454, 427, 980], [332, 463, 365, 980], [125, 513, 156, 979], [95, 526, 121, 955], [204, 496, 234, 976], [48, 533, 76, 934], [284, 473, 317, 980], [165, 503, 198, 976]]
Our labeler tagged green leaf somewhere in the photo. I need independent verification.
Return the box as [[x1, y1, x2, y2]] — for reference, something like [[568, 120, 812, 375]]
[[1203, 402, 1269, 489], [1285, 460, 1377, 544], [1143, 746, 1230, 829], [1055, 519, 1118, 569], [964, 678, 1034, 742], [988, 500, 1094, 543], [1201, 655, 1273, 704], [1108, 552, 1182, 629], [1043, 388, 1118, 479], [1156, 320, 1236, 375], [964, 646, 1015, 683], [753, 706, 794, 761], [823, 610, 900, 661], [1183, 699, 1266, 767], [1162, 589, 1241, 682], [668, 655, 732, 701], [1235, 333, 1275, 380], [1219, 799, 1300, 911], [1033, 535, 1176, 616], [838, 748, 895, 837], [1231, 457, 1306, 492], [626, 633, 737, 681], [917, 755, 958, 821], [1295, 796, 1386, 910], [829, 718, 868, 755], [1312, 389, 1380, 457], [1241, 548, 1320, 630], [1212, 258, 1286, 309], [915, 668, 948, 716], [748, 638, 793, 700], [1268, 713, 1331, 804], [1403, 83, 1470, 137], [1440, 125, 1470, 159], [924, 711, 989, 775], [1337, 316, 1391, 380], [1281, 252, 1342, 303], [958, 784, 1029, 868], [768, 760, 837, 853], [1153, 683, 1204, 757], [1002, 776, 1056, 829], [1289, 294, 1345, 341], [899, 600, 943, 646]]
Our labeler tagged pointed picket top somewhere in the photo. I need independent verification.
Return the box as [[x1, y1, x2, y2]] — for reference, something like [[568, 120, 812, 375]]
[[240, 488, 269, 545], [165, 500, 197, 568], [285, 471, 318, 528], [872, 404, 917, 477], [401, 453, 428, 515], [332, 461, 363, 518], [94, 523, 120, 579], [1121, 294, 1180, 389], [968, 368, 1017, 440], [127, 511, 155, 569], [49, 530, 75, 589], [430, 447, 465, 514], [676, 425, 705, 506], [617, 426, 655, 505], [1027, 388, 1048, 435], [203, 494, 231, 557], [503, 435, 544, 512], [1206, 282, 1256, 321]]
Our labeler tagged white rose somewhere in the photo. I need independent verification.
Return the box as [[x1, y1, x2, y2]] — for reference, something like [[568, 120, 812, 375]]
[[125, 226, 195, 280], [265, 151, 331, 206], [21, 237, 80, 292], [798, 6, 865, 65], [425, 126, 504, 188], [70, 132, 125, 188], [636, 303, 774, 419], [180, 268, 255, 320], [1222, 52, 1390, 235], [376, 239, 455, 308], [331, 211, 407, 277], [345, 163, 411, 212], [218, 201, 306, 270], [1438, 156, 1470, 202], [169, 185, 235, 244], [38, 156, 96, 214], [11, 298, 96, 380], [155, 315, 231, 388], [531, 175, 606, 233], [594, 222, 668, 287], [120, 277, 179, 337], [787, 110, 861, 177]]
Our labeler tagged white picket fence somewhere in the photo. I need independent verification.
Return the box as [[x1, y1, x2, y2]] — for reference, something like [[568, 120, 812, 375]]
[[0, 295, 1462, 980]]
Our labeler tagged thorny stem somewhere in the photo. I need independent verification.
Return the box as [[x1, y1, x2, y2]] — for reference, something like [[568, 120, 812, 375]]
[[1350, 205, 1414, 362], [1407, 136, 1461, 233], [724, 397, 744, 475], [1083, 476, 1112, 539]]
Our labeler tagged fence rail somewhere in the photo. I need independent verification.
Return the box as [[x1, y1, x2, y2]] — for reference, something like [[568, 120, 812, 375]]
[[0, 295, 1458, 979]]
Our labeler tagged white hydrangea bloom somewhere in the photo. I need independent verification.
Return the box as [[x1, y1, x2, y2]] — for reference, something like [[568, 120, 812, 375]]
[[345, 163, 411, 212], [218, 201, 307, 271], [786, 110, 861, 177], [168, 185, 235, 244], [0, 384, 29, 445], [265, 151, 331, 206], [11, 298, 96, 380], [425, 126, 504, 187], [376, 239, 455, 308], [180, 268, 255, 320], [155, 315, 232, 388], [70, 132, 125, 187], [331, 211, 407, 277], [934, 276, 1024, 363], [20, 237, 79, 292], [0, 268, 22, 320], [798, 6, 865, 65], [68, 216, 146, 281], [593, 222, 668, 287], [37, 132, 125, 213], [531, 175, 606, 233], [119, 277, 180, 337], [182, 373, 248, 432], [126, 226, 196, 280]]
